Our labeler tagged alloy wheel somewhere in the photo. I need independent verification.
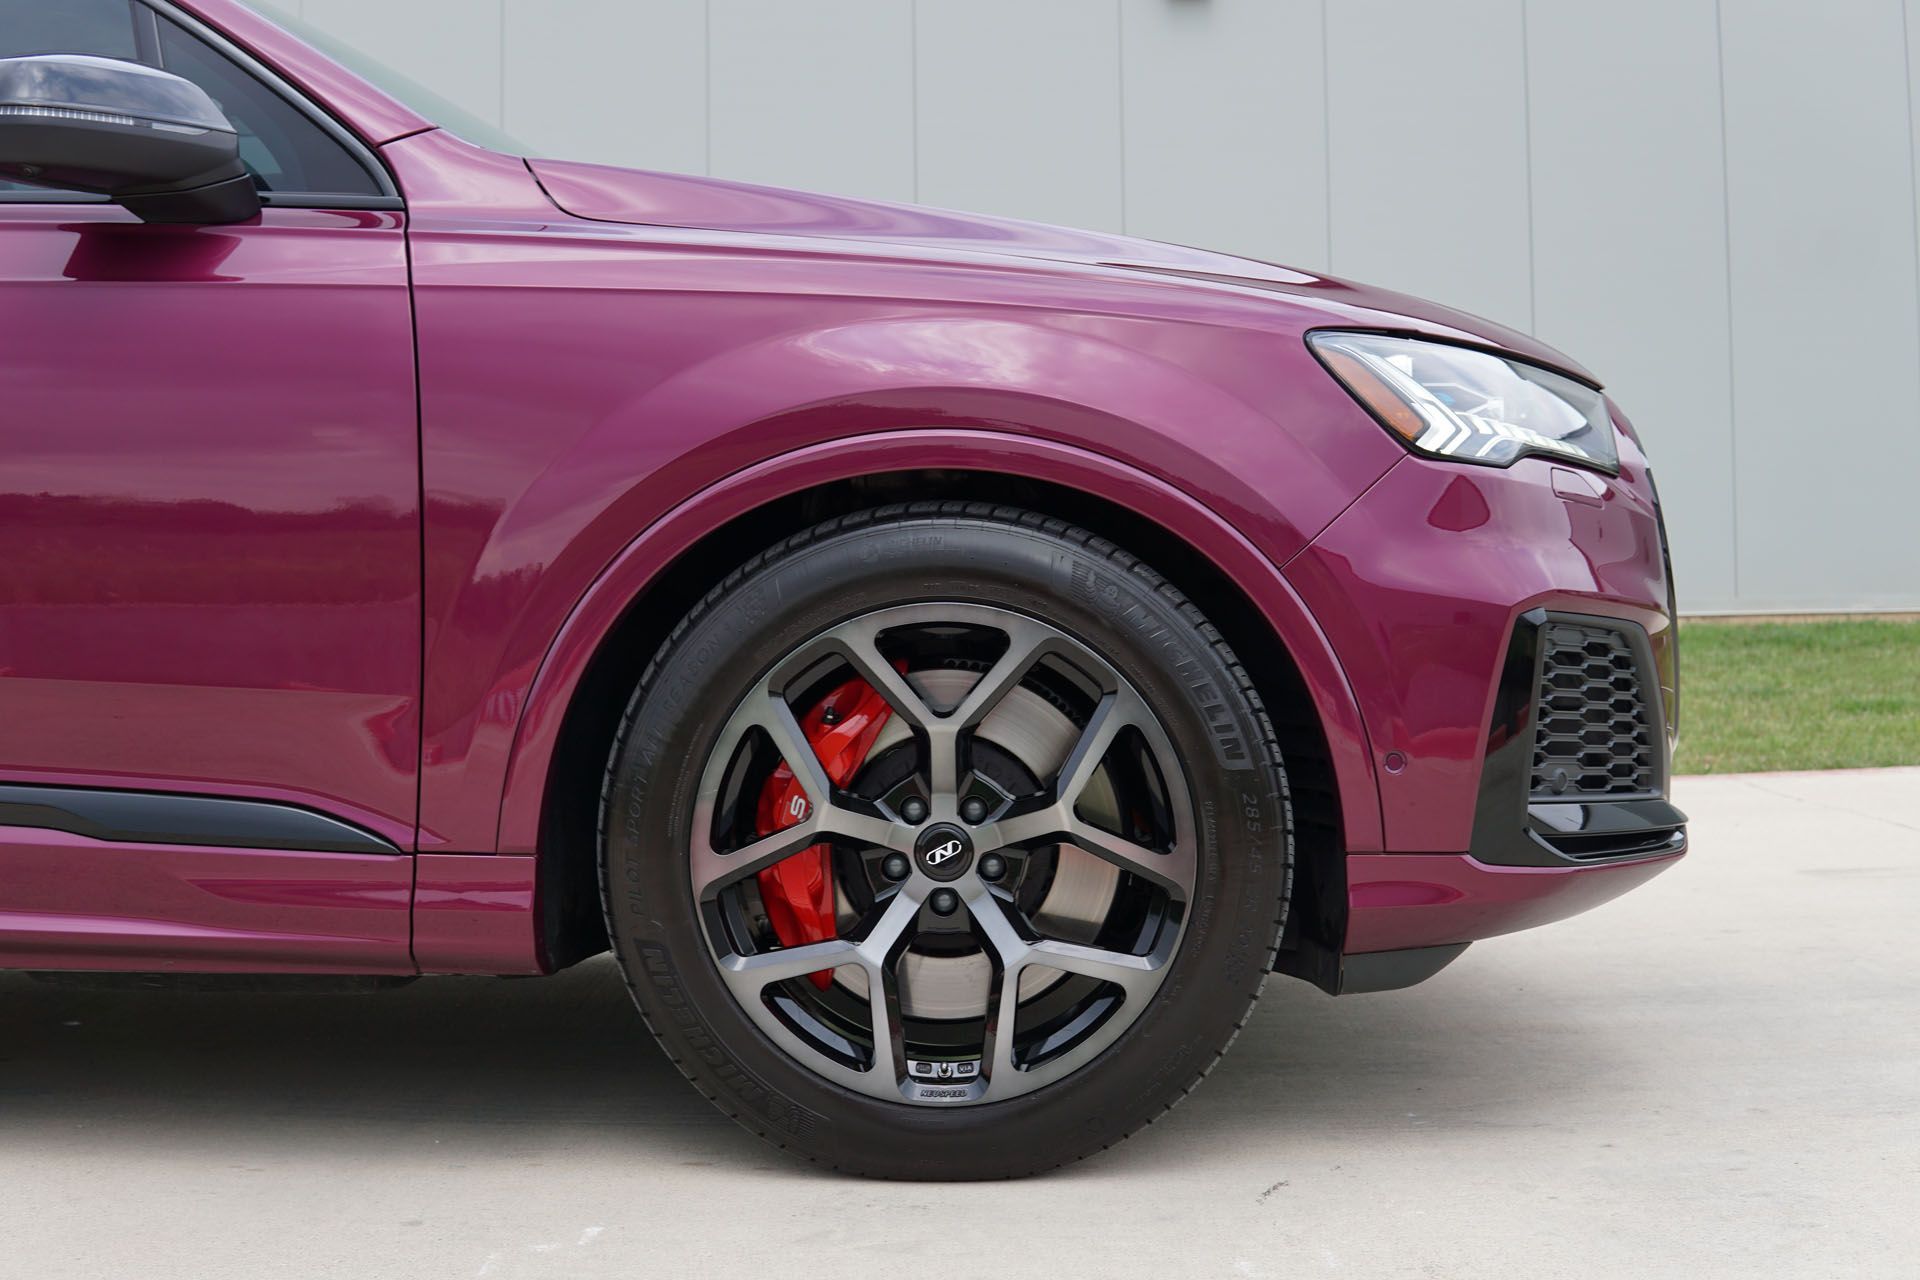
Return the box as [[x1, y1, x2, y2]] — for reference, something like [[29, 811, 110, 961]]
[[690, 603, 1196, 1106]]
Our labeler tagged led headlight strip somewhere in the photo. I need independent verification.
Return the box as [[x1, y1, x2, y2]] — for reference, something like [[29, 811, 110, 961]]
[[1310, 331, 1619, 473]]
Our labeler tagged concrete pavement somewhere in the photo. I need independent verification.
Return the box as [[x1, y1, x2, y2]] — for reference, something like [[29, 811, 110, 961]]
[[1, 768, 1915, 1279]]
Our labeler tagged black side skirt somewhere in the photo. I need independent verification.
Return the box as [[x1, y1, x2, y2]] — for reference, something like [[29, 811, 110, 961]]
[[0, 784, 402, 855]]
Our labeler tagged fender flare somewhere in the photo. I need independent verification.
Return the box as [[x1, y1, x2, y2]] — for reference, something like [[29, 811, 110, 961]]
[[492, 429, 1384, 855]]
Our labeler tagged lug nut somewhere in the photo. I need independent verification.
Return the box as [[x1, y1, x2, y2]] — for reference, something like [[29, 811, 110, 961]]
[[881, 853, 911, 882], [899, 796, 929, 824], [977, 853, 1006, 882], [959, 796, 990, 824], [928, 888, 960, 917]]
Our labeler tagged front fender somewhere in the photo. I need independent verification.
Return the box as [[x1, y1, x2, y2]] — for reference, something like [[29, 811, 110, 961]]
[[393, 131, 1402, 855], [490, 430, 1384, 859], [409, 248, 1400, 854]]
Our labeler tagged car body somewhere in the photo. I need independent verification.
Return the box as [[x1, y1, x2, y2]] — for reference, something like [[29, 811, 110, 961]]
[[1, 0, 1684, 1172]]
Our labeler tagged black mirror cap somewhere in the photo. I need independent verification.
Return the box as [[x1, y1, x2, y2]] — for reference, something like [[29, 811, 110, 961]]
[[0, 54, 260, 225]]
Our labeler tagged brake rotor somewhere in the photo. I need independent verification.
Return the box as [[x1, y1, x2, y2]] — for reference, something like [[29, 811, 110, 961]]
[[832, 667, 1120, 1021]]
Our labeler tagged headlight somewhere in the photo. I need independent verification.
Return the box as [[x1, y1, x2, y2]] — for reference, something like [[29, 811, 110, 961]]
[[1309, 331, 1618, 473]]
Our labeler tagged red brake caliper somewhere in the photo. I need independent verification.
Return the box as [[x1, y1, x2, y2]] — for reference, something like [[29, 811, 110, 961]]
[[753, 673, 899, 989]]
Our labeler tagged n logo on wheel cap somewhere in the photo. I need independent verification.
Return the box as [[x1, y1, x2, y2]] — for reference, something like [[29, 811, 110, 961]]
[[925, 839, 964, 865], [914, 823, 974, 882]]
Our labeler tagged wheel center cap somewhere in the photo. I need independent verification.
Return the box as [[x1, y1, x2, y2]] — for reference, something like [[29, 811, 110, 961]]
[[914, 823, 974, 882]]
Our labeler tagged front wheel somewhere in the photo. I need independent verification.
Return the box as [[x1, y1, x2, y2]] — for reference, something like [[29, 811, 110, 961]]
[[600, 503, 1291, 1178]]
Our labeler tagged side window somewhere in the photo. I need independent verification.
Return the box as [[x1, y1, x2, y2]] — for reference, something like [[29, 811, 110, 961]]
[[152, 12, 382, 197], [0, 0, 384, 201]]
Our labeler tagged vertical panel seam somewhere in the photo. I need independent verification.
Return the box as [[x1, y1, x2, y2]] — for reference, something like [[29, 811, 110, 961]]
[[496, 0, 506, 126], [1714, 0, 1740, 598], [402, 182, 429, 867], [1520, 0, 1537, 333]]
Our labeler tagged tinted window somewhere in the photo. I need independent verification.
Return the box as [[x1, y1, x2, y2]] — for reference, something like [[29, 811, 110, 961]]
[[0, 1, 382, 200], [154, 12, 380, 196]]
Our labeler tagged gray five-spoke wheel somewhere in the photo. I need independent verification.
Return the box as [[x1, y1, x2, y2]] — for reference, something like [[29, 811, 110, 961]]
[[691, 603, 1197, 1106]]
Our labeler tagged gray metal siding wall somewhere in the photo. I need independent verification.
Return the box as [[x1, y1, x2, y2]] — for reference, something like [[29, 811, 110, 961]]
[[282, 0, 1920, 614]]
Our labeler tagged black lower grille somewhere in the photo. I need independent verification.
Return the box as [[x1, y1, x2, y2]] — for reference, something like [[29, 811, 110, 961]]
[[1530, 621, 1657, 798], [1535, 825, 1685, 861]]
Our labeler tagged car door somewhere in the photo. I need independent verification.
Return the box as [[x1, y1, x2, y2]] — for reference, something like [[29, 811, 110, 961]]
[[0, 0, 420, 967]]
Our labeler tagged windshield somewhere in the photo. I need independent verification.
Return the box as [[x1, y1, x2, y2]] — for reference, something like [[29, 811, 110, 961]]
[[244, 0, 528, 154]]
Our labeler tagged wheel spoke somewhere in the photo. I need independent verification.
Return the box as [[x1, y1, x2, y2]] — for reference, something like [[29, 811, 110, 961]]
[[1054, 686, 1150, 812], [861, 955, 907, 1084], [980, 958, 1022, 1096], [692, 671, 911, 898], [974, 803, 1190, 901], [855, 884, 924, 958], [1062, 819, 1194, 901], [853, 887, 921, 1083], [974, 799, 1070, 851], [689, 682, 836, 902], [691, 797, 906, 900], [966, 889, 1032, 1099], [950, 617, 1062, 728], [758, 692, 832, 806], [825, 619, 971, 799], [814, 802, 906, 852], [827, 620, 939, 732], [1028, 939, 1163, 1000], [965, 882, 1035, 968], [970, 678, 1193, 898], [690, 819, 824, 899], [719, 938, 860, 986]]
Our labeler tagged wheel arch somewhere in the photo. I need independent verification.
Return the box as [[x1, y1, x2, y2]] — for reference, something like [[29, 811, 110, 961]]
[[507, 432, 1378, 972]]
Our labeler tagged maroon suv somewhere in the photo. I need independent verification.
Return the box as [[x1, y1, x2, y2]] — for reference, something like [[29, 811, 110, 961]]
[[0, 0, 1684, 1178]]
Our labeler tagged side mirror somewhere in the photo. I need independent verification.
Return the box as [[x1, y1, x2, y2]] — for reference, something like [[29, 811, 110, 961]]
[[0, 54, 259, 225]]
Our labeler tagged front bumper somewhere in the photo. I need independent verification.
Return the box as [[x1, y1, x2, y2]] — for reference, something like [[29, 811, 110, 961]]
[[1341, 608, 1686, 971], [1279, 429, 1685, 993]]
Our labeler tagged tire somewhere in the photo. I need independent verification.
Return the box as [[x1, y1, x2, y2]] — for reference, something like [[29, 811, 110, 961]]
[[599, 502, 1291, 1178]]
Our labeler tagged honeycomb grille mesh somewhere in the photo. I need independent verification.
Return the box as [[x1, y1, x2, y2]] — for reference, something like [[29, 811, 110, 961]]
[[1530, 622, 1656, 798]]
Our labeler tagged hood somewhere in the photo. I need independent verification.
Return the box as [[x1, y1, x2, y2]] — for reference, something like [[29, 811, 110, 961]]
[[528, 159, 1596, 385]]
